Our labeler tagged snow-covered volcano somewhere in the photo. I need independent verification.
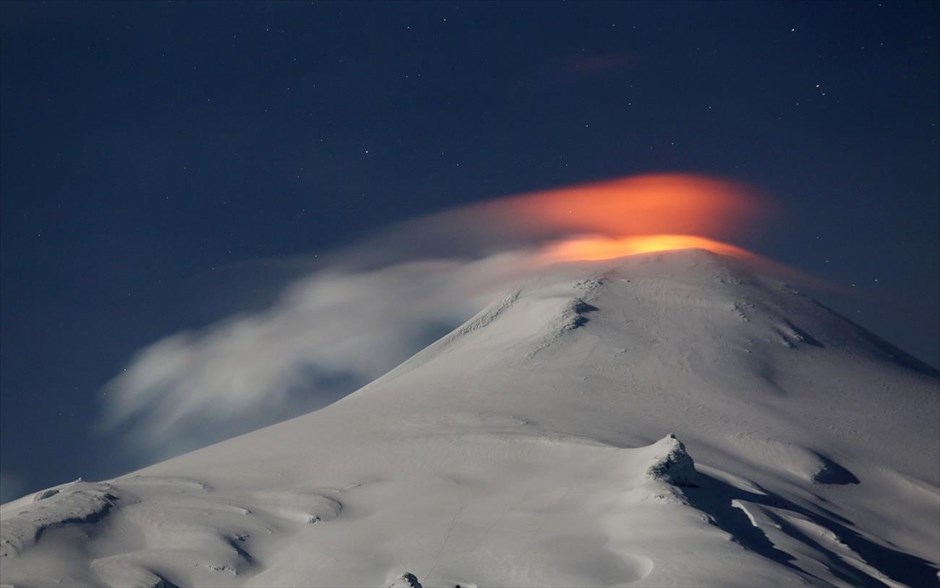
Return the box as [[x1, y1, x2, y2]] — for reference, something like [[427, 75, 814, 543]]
[[2, 250, 938, 587]]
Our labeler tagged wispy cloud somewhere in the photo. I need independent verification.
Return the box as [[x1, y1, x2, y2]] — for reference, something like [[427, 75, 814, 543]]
[[100, 251, 536, 461]]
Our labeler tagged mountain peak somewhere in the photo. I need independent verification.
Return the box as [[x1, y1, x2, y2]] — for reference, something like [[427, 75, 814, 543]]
[[2, 249, 938, 588]]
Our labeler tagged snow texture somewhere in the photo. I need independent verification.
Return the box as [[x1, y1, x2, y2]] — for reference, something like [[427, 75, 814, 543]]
[[2, 250, 938, 587], [644, 434, 697, 488], [386, 572, 423, 588]]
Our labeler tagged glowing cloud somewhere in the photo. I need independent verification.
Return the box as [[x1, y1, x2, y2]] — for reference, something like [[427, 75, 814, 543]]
[[340, 173, 769, 267], [460, 173, 769, 262], [539, 234, 758, 263], [490, 173, 764, 240]]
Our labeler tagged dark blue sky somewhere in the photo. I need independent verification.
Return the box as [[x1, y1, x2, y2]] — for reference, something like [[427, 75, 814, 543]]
[[2, 1, 937, 500]]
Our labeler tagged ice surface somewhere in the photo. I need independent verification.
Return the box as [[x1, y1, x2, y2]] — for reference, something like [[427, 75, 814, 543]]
[[2, 250, 937, 587]]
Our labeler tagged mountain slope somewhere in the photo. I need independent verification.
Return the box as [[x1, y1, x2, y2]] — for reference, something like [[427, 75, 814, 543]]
[[2, 250, 938, 587]]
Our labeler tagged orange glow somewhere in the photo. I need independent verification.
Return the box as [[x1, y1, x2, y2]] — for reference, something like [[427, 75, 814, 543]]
[[539, 234, 757, 263], [446, 173, 816, 283], [491, 174, 764, 240]]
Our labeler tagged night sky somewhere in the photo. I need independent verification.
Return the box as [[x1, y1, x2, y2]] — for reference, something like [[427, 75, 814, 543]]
[[2, 1, 937, 501]]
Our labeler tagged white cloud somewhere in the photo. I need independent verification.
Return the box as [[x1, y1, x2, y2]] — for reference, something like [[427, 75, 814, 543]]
[[100, 250, 536, 462]]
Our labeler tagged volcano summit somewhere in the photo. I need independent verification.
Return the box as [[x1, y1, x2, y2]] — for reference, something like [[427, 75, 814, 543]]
[[1, 250, 937, 587]]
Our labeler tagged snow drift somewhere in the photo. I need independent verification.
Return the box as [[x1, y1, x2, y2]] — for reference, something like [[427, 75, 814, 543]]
[[2, 250, 938, 587]]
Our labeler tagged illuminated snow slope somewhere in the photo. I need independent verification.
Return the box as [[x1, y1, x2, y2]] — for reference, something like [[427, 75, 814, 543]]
[[2, 250, 938, 588]]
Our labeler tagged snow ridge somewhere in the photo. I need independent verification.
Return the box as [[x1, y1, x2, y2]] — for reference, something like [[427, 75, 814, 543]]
[[1, 480, 117, 559]]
